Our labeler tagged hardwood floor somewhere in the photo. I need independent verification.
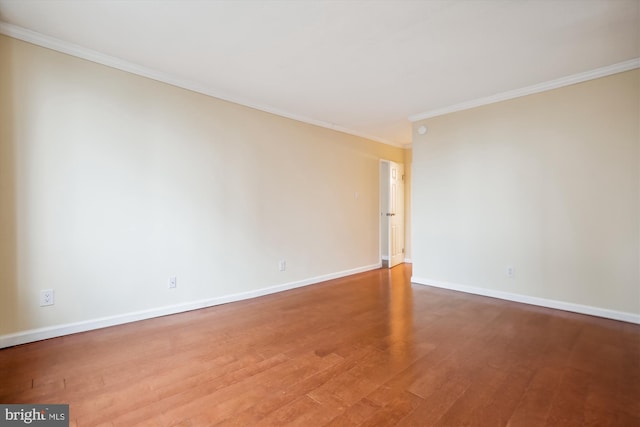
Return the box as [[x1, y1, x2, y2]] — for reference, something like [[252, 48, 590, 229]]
[[1, 264, 638, 426]]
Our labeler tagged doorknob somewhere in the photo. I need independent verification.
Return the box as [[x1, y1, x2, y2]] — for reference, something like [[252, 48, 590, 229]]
[[386, 213, 395, 216]]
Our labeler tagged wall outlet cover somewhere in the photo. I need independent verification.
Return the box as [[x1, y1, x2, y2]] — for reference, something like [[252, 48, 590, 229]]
[[40, 289, 55, 306]]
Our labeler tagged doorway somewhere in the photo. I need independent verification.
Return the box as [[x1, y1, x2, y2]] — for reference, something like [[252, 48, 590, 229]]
[[380, 160, 405, 268]]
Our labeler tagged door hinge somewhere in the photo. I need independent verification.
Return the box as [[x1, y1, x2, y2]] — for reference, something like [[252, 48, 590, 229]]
[[402, 248, 405, 253], [402, 174, 405, 181]]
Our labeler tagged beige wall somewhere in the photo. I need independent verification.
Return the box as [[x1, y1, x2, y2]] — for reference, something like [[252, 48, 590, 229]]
[[0, 35, 406, 337], [412, 69, 639, 317]]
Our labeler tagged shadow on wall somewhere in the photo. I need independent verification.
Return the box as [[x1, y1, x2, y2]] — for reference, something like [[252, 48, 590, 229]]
[[0, 37, 18, 335]]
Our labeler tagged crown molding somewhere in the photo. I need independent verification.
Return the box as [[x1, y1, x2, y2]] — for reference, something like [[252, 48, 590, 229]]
[[0, 22, 404, 148], [409, 58, 640, 122]]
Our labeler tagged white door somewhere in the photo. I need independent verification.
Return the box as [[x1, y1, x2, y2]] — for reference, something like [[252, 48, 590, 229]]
[[385, 161, 405, 268]]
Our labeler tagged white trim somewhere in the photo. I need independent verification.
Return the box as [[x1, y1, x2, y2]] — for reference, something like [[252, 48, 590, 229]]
[[379, 159, 390, 267], [408, 58, 640, 122], [403, 258, 412, 263], [0, 22, 403, 148], [411, 276, 640, 325], [0, 263, 381, 349]]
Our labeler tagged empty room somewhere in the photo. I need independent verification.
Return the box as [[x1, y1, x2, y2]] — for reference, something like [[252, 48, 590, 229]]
[[0, 1, 638, 426]]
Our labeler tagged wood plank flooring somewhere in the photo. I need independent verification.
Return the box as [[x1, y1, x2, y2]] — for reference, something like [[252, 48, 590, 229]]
[[1, 264, 638, 426]]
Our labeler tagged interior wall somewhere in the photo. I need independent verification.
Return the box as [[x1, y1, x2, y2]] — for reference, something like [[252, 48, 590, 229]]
[[0, 35, 405, 337], [412, 69, 639, 317]]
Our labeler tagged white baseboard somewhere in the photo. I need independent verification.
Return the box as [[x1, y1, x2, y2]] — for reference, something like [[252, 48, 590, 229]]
[[404, 258, 412, 263], [411, 276, 640, 324], [0, 263, 382, 349]]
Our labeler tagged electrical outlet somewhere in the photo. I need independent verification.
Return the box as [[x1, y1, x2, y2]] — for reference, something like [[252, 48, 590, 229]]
[[40, 289, 54, 306], [278, 260, 286, 272], [506, 266, 514, 277], [168, 276, 177, 289]]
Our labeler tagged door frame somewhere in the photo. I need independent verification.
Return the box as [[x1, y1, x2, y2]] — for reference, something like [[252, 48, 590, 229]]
[[379, 159, 404, 268], [379, 160, 389, 268]]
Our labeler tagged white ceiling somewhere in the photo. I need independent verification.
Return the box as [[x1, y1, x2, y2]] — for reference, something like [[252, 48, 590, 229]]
[[0, 0, 638, 146]]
